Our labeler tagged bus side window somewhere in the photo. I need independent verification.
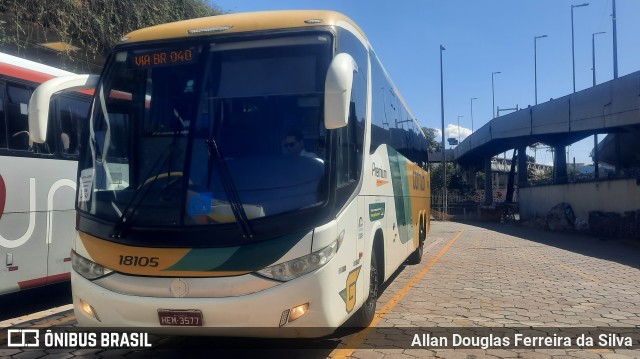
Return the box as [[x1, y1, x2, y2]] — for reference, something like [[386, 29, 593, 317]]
[[6, 84, 32, 151], [55, 94, 90, 158], [0, 82, 6, 149], [335, 29, 367, 191]]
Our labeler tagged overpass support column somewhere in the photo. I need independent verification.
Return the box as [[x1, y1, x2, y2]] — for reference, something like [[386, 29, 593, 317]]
[[484, 156, 493, 204], [517, 145, 528, 188], [554, 145, 567, 184], [505, 151, 517, 203], [463, 166, 477, 190], [615, 134, 622, 175]]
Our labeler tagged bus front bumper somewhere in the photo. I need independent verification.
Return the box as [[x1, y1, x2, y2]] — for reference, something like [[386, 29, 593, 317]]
[[71, 267, 346, 338]]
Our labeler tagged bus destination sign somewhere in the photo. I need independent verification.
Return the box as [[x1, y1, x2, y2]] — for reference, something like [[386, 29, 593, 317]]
[[132, 48, 196, 68]]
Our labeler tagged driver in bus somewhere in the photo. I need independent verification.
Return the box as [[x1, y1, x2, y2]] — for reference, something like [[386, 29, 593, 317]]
[[282, 129, 318, 159]]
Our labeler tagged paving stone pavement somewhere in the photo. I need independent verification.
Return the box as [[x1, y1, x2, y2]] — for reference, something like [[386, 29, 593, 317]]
[[1, 221, 639, 358], [344, 221, 640, 358]]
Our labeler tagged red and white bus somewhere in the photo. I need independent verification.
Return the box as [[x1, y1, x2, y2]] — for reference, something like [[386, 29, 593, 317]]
[[0, 52, 91, 294]]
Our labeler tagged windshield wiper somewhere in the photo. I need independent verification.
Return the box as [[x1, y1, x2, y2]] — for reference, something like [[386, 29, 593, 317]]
[[110, 141, 177, 238], [206, 137, 254, 240]]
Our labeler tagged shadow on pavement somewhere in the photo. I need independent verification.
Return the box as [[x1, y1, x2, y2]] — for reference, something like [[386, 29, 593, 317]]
[[0, 281, 72, 322], [453, 219, 640, 269]]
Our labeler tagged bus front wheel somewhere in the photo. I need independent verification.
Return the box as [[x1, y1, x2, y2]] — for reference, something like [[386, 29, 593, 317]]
[[347, 250, 379, 328]]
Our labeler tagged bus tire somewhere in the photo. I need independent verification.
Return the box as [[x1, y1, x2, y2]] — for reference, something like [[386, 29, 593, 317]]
[[348, 250, 379, 328]]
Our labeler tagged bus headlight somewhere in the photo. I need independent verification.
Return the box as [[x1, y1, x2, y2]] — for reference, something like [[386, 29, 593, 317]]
[[71, 251, 113, 280], [257, 240, 338, 281]]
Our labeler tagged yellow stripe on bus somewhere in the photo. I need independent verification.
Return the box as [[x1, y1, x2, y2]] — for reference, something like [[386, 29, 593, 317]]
[[79, 232, 251, 277]]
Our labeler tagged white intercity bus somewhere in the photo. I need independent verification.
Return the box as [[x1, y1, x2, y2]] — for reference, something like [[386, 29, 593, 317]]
[[0, 52, 90, 294], [28, 10, 430, 336]]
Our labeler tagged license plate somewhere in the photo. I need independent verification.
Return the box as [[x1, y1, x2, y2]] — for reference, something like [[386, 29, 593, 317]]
[[158, 309, 203, 327]]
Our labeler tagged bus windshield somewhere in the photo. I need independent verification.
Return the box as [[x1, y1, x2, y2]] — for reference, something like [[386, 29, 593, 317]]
[[78, 33, 332, 227]]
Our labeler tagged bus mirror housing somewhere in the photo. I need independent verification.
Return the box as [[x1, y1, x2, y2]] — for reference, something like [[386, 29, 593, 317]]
[[28, 74, 99, 143], [324, 53, 357, 129]]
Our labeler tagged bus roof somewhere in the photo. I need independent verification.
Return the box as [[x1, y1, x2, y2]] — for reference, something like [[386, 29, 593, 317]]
[[121, 10, 367, 44], [0, 52, 73, 84]]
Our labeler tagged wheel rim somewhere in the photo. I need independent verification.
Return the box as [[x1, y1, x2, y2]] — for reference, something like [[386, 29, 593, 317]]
[[365, 262, 378, 312]]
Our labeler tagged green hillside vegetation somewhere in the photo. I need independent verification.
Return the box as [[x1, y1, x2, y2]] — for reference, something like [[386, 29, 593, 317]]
[[0, 0, 222, 57]]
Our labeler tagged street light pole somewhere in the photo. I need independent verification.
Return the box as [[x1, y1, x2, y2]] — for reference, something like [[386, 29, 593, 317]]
[[591, 31, 606, 86], [612, 0, 618, 79], [439, 45, 447, 215], [571, 3, 589, 93], [457, 115, 464, 144], [470, 97, 477, 132], [492, 71, 501, 118], [591, 31, 605, 180], [534, 35, 548, 105]]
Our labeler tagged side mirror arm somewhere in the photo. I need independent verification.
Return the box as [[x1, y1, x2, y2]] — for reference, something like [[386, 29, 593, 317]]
[[29, 74, 99, 143]]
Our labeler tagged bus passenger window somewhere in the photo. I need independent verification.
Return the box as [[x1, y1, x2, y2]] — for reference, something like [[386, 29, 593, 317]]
[[0, 84, 6, 149], [55, 95, 90, 158], [6, 84, 32, 151]]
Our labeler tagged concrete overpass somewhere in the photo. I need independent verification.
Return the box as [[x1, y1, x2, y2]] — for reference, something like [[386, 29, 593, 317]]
[[454, 70, 639, 172], [448, 70, 640, 222]]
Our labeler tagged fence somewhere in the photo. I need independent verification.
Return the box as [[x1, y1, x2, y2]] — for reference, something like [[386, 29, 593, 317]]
[[431, 189, 516, 220]]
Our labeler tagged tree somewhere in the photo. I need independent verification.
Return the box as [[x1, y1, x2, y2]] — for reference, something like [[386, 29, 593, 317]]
[[530, 166, 553, 184], [0, 0, 222, 58], [421, 127, 442, 153], [429, 162, 455, 192]]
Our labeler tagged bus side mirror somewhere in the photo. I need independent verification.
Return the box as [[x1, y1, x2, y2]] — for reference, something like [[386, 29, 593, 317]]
[[28, 74, 99, 143], [324, 53, 357, 129]]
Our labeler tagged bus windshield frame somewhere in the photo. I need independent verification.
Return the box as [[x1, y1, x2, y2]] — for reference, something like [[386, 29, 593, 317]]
[[77, 32, 335, 243]]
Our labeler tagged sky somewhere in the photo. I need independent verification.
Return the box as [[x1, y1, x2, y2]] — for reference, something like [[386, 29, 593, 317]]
[[208, 0, 640, 164]]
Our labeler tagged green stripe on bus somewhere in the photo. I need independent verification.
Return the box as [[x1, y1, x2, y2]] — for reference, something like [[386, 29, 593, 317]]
[[388, 147, 412, 244], [165, 231, 308, 272]]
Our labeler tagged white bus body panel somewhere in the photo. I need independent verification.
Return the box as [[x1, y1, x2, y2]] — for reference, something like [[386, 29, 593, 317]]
[[0, 156, 76, 294]]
